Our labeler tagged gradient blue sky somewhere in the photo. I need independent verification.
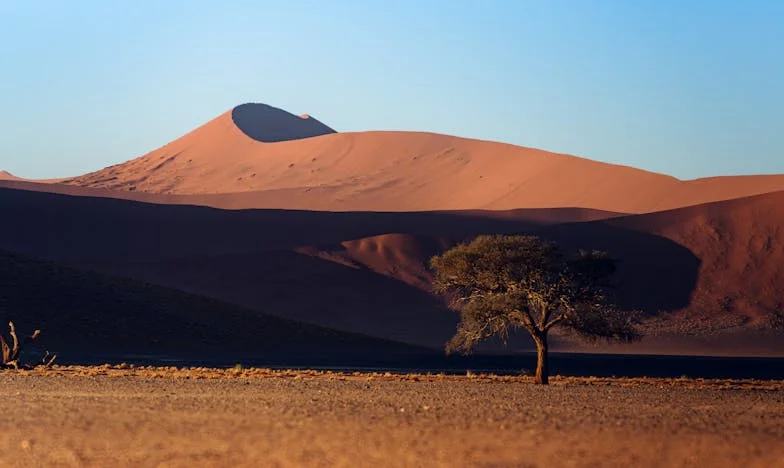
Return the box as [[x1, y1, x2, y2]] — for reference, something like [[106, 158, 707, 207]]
[[1, 1, 782, 179]]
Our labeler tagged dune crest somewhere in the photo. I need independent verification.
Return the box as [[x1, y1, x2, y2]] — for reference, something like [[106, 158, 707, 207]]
[[231, 103, 336, 142], [57, 104, 784, 213], [0, 170, 20, 181], [3, 103, 784, 356]]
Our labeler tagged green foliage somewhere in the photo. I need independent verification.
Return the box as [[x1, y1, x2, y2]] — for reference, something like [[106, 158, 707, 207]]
[[430, 235, 641, 355]]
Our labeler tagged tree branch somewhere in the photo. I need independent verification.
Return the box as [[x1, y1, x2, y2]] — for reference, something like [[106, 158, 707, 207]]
[[9, 321, 19, 356], [544, 313, 568, 331]]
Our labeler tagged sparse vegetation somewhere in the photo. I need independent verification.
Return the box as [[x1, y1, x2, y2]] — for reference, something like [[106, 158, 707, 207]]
[[430, 235, 641, 384], [0, 321, 56, 369]]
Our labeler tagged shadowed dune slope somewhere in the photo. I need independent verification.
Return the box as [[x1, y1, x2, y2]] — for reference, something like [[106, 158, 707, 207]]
[[300, 229, 701, 320], [56, 104, 784, 213], [231, 103, 335, 142], [297, 192, 784, 340], [2, 186, 783, 353], [0, 187, 616, 263], [604, 190, 784, 325], [0, 250, 419, 360], [0, 187, 628, 347], [0, 186, 692, 348], [352, 190, 784, 324]]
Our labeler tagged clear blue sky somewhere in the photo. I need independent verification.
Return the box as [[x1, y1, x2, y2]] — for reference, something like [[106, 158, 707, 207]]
[[1, 1, 782, 179]]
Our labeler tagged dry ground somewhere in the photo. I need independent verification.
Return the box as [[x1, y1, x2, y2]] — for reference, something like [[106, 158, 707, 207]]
[[1, 366, 783, 467]]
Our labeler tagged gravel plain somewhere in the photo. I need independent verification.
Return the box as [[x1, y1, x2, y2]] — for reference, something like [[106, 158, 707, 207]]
[[1, 366, 783, 467]]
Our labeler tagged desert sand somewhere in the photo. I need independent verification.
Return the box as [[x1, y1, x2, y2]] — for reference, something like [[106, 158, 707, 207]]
[[45, 103, 784, 213], [3, 184, 784, 355], [1, 368, 782, 467], [2, 102, 784, 358], [0, 170, 20, 181]]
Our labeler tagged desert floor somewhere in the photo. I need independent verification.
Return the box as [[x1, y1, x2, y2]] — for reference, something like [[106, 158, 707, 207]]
[[1, 367, 783, 467]]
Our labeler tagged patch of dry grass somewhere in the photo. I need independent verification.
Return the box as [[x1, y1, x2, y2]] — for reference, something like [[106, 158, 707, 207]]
[[5, 364, 781, 390]]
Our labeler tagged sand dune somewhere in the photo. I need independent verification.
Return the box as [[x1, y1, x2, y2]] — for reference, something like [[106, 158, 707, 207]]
[[54, 103, 784, 214], [297, 234, 452, 290], [0, 170, 65, 184], [293, 192, 784, 353], [3, 103, 784, 357], [2, 185, 783, 354], [0, 249, 417, 359], [1, 187, 601, 347], [231, 102, 335, 142], [0, 170, 18, 181], [0, 179, 625, 216], [607, 190, 784, 326], [320, 190, 784, 327], [0, 187, 634, 347], [0, 186, 613, 263]]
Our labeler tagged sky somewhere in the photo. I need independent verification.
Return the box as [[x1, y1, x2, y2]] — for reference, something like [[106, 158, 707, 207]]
[[0, 1, 782, 180]]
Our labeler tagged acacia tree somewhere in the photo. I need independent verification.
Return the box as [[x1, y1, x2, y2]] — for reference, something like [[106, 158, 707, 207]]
[[430, 235, 640, 384]]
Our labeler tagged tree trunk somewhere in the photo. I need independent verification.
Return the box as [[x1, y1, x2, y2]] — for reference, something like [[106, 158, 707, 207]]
[[533, 332, 549, 385]]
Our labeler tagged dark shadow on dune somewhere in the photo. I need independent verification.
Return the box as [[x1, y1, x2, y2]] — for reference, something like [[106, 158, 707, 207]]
[[231, 103, 336, 142], [0, 250, 423, 361], [92, 250, 458, 348], [0, 186, 700, 348], [536, 222, 700, 314], [0, 187, 551, 263]]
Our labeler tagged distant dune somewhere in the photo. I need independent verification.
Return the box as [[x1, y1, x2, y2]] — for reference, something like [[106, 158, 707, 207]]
[[2, 102, 784, 358], [0, 187, 606, 348], [231, 103, 335, 142], [0, 170, 21, 181], [54, 103, 784, 214], [2, 185, 783, 355], [1, 170, 65, 184]]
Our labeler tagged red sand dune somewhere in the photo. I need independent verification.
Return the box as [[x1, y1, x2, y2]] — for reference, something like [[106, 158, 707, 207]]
[[0, 170, 22, 181], [296, 192, 784, 355], [325, 190, 784, 330], [0, 187, 609, 348], [2, 185, 783, 355], [51, 103, 784, 213], [0, 249, 418, 359], [296, 234, 452, 290], [2, 103, 784, 356], [608, 190, 784, 325]]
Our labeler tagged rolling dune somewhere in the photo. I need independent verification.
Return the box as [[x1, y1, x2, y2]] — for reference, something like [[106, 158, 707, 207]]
[[51, 103, 784, 213], [0, 170, 19, 181], [0, 249, 418, 360], [3, 185, 783, 354], [2, 103, 784, 357]]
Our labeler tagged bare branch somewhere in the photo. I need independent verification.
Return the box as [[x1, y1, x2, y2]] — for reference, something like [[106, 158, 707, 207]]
[[8, 321, 19, 357], [41, 351, 58, 367], [1, 322, 48, 369], [544, 313, 568, 331], [0, 335, 9, 364]]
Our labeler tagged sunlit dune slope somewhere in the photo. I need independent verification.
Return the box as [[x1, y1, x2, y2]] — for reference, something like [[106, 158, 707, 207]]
[[58, 103, 784, 213]]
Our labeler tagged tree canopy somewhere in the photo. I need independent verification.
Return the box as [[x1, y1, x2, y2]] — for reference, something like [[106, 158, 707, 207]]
[[430, 235, 641, 384]]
